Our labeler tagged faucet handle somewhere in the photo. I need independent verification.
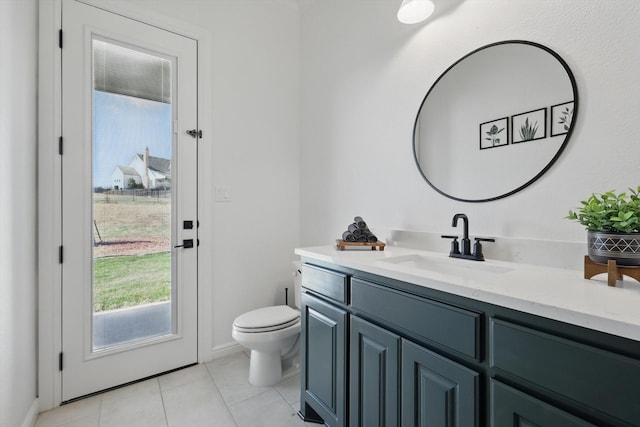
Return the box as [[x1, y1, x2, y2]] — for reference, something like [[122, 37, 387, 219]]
[[474, 237, 495, 243], [441, 235, 460, 256], [472, 237, 495, 261]]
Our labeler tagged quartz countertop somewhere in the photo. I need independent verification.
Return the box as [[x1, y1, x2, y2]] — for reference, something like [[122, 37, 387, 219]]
[[295, 245, 640, 342]]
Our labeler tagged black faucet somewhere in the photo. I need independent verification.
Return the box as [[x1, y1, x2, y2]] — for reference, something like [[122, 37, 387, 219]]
[[452, 213, 471, 256], [442, 213, 494, 261]]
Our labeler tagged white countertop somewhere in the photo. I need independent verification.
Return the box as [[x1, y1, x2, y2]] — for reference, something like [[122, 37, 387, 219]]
[[295, 245, 640, 342]]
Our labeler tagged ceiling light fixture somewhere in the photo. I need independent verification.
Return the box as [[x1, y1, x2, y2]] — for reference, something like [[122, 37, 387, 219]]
[[397, 0, 435, 24]]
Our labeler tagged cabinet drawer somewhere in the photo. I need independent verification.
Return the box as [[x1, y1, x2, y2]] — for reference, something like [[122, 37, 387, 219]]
[[351, 278, 481, 360], [490, 318, 640, 426], [491, 380, 595, 427], [302, 264, 348, 304]]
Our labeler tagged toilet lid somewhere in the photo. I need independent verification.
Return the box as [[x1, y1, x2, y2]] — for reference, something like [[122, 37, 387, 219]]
[[233, 305, 300, 333]]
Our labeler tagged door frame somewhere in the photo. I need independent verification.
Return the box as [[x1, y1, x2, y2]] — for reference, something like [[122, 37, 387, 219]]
[[38, 0, 213, 411]]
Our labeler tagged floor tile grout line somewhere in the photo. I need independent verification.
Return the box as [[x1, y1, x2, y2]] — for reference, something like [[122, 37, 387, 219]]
[[226, 386, 273, 409], [202, 357, 253, 426], [97, 393, 104, 427], [158, 377, 170, 427], [204, 354, 275, 409]]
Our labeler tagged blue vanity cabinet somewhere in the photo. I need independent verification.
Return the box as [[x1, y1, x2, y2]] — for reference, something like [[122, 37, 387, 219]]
[[349, 316, 400, 427], [299, 264, 349, 427], [298, 258, 640, 427]]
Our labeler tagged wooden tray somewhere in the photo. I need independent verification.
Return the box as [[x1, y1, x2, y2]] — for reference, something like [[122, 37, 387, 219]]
[[336, 239, 386, 251], [584, 255, 640, 287]]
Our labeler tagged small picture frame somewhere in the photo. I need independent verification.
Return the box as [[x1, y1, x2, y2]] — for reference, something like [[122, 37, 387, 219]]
[[512, 108, 547, 144], [479, 117, 509, 150], [551, 101, 574, 136]]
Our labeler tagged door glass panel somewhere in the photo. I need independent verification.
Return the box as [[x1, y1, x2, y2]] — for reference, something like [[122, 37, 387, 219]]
[[92, 39, 174, 351]]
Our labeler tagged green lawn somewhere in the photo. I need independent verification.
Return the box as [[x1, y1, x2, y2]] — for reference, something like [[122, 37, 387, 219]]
[[93, 252, 171, 312]]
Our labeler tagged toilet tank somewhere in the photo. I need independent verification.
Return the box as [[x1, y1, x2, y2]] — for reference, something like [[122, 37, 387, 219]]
[[292, 261, 302, 309]]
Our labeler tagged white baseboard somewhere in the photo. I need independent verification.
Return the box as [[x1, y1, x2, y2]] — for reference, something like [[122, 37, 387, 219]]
[[204, 342, 243, 362], [22, 398, 39, 427]]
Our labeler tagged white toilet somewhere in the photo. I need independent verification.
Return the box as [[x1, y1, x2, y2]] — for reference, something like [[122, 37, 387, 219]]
[[232, 263, 302, 386]]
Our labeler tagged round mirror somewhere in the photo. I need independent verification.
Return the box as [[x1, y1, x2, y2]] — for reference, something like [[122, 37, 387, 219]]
[[413, 41, 578, 202]]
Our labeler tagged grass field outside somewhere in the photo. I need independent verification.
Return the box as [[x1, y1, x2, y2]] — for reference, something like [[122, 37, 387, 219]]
[[93, 252, 171, 311], [93, 192, 170, 240], [93, 191, 171, 312]]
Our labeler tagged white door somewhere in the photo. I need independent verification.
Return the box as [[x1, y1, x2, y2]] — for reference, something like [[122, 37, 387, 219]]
[[61, 0, 198, 401]]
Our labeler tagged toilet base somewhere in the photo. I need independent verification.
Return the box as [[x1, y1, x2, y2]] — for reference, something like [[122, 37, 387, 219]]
[[249, 350, 282, 386]]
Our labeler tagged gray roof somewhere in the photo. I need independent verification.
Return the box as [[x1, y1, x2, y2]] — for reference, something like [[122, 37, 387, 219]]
[[136, 154, 171, 176], [116, 166, 140, 176]]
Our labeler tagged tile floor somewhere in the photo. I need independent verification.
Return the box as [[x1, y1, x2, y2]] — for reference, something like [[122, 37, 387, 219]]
[[35, 352, 319, 427]]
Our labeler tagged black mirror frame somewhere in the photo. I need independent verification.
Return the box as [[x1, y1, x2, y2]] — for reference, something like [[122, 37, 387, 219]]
[[412, 40, 579, 203]]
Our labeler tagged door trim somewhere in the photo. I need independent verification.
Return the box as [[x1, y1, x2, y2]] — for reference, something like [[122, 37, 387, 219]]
[[38, 0, 213, 411]]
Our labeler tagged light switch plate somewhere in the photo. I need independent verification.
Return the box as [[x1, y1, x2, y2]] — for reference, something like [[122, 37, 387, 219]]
[[215, 185, 232, 202]]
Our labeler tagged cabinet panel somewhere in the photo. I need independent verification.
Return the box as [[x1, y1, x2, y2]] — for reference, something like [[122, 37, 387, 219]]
[[490, 318, 640, 426], [300, 292, 347, 427], [490, 380, 596, 427], [401, 340, 479, 427], [302, 264, 348, 303], [350, 316, 400, 427], [352, 278, 481, 360]]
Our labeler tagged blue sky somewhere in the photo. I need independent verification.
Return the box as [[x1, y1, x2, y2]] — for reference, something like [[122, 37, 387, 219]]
[[93, 91, 171, 188]]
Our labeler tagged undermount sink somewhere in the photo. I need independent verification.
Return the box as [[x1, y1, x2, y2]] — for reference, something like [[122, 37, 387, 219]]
[[376, 254, 513, 277]]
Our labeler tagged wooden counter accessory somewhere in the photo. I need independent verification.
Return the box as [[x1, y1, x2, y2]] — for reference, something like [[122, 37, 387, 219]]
[[584, 255, 640, 287], [336, 239, 386, 251]]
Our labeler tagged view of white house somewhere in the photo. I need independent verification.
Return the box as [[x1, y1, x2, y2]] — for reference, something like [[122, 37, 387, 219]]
[[111, 147, 170, 190]]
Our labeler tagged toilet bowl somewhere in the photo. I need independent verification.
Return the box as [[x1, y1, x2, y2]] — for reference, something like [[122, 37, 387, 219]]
[[231, 262, 302, 386]]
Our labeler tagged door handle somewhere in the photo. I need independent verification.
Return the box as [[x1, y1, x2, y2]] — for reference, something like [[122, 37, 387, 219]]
[[186, 129, 202, 139], [174, 239, 194, 249]]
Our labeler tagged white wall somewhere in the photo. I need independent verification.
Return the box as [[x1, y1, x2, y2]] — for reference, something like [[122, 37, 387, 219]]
[[0, 0, 39, 425], [299, 0, 640, 257]]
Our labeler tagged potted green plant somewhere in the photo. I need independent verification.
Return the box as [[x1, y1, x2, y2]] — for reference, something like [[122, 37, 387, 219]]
[[567, 186, 640, 266]]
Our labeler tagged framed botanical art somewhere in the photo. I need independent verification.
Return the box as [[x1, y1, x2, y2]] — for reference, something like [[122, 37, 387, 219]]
[[512, 108, 547, 144], [479, 117, 509, 150], [551, 101, 574, 136]]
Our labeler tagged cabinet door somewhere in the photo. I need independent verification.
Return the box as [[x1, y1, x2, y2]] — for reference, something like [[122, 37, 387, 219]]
[[401, 340, 479, 427], [300, 292, 347, 427], [350, 316, 400, 427], [490, 380, 596, 427]]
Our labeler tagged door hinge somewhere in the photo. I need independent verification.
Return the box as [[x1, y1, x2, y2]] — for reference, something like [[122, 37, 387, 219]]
[[59, 246, 63, 264], [58, 29, 63, 49], [186, 129, 202, 139], [59, 136, 63, 155], [59, 352, 63, 371]]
